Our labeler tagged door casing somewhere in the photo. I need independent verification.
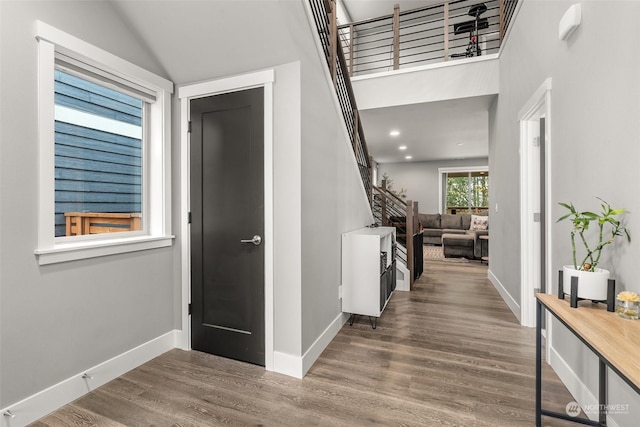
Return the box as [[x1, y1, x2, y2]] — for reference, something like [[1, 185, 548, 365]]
[[519, 78, 552, 331], [177, 70, 275, 371]]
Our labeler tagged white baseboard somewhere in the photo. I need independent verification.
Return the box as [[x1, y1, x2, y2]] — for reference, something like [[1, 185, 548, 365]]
[[273, 350, 303, 379], [549, 345, 621, 427], [0, 330, 177, 427], [301, 312, 348, 376], [273, 312, 348, 379], [487, 269, 521, 322]]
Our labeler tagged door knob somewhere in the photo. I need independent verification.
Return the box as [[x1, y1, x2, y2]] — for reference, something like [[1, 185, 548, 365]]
[[240, 235, 262, 246]]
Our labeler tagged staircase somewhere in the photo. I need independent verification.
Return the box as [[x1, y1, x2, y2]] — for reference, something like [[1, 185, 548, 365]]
[[307, 0, 423, 287]]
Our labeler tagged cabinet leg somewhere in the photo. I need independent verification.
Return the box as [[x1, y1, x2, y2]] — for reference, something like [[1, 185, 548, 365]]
[[369, 316, 377, 329], [349, 314, 354, 326]]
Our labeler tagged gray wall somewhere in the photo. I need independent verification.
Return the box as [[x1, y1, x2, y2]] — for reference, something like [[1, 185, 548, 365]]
[[0, 0, 173, 407], [301, 55, 373, 351], [378, 158, 488, 213], [1, 0, 372, 407], [491, 0, 640, 423]]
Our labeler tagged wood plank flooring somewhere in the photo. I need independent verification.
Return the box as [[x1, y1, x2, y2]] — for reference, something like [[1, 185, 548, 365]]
[[33, 258, 585, 426]]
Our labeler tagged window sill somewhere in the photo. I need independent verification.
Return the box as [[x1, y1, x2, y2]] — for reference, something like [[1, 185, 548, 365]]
[[35, 235, 175, 265]]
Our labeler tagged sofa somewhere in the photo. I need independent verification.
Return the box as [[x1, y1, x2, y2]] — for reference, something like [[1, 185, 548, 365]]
[[418, 213, 488, 259]]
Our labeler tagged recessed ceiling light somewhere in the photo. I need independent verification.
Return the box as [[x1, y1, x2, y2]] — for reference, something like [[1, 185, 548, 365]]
[[399, 145, 407, 150], [457, 143, 464, 146], [405, 155, 413, 160], [390, 130, 400, 137]]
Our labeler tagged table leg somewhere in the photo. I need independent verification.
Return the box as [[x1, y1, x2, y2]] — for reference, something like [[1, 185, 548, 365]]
[[599, 359, 607, 425], [536, 299, 542, 427]]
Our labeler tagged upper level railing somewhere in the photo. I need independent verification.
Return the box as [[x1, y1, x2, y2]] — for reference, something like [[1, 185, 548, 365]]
[[309, 0, 372, 203], [338, 0, 518, 77]]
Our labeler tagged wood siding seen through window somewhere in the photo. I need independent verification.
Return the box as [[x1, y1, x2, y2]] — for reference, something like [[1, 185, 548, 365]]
[[54, 70, 143, 237]]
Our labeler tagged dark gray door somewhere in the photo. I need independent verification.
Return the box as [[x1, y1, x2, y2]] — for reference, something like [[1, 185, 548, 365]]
[[190, 87, 265, 366]]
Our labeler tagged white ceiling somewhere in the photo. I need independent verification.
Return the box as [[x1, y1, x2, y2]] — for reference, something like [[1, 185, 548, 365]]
[[341, 0, 492, 164], [359, 95, 493, 163]]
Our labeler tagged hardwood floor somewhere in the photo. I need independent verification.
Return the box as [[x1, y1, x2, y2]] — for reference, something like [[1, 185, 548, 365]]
[[33, 259, 584, 426]]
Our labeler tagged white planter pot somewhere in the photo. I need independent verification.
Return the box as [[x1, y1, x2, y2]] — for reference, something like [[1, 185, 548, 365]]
[[563, 265, 610, 301]]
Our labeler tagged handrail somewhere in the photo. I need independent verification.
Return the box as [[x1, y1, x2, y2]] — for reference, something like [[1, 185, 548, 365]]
[[309, 0, 372, 203], [373, 184, 406, 207], [338, 0, 518, 77]]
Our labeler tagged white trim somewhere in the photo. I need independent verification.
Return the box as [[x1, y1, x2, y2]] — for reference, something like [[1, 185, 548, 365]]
[[177, 98, 191, 351], [177, 70, 274, 99], [301, 312, 349, 376], [519, 78, 552, 327], [37, 38, 56, 248], [34, 21, 173, 264], [177, 69, 276, 371], [518, 78, 552, 121], [34, 235, 173, 265], [273, 351, 304, 379], [263, 81, 275, 370], [437, 165, 489, 214], [273, 312, 349, 379], [35, 20, 172, 93], [488, 269, 520, 321], [0, 330, 177, 427]]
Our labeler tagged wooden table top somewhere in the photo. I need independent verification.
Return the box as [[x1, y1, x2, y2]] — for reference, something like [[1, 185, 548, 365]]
[[537, 293, 640, 392]]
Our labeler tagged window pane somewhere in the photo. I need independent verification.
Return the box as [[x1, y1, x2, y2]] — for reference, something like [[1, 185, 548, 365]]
[[445, 171, 489, 214], [54, 70, 143, 237], [446, 176, 470, 213]]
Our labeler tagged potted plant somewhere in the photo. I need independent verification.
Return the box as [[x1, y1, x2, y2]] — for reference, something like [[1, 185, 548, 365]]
[[557, 198, 630, 300]]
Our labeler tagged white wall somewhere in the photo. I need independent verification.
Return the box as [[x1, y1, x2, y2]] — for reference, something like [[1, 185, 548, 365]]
[[378, 158, 488, 213], [0, 0, 174, 408], [491, 0, 640, 424], [352, 54, 499, 110]]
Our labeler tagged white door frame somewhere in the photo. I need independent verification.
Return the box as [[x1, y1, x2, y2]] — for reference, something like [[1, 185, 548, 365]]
[[519, 78, 552, 328], [176, 70, 275, 371]]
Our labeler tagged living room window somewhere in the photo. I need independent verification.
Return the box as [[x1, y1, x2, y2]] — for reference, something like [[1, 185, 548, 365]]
[[439, 167, 489, 214], [35, 21, 174, 264]]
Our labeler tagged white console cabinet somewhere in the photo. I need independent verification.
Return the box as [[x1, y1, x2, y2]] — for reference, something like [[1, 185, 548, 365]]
[[341, 226, 396, 326]]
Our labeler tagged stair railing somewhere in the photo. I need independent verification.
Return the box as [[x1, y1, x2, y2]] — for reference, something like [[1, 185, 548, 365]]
[[372, 181, 423, 287], [309, 0, 372, 204], [308, 1, 422, 285], [338, 0, 519, 77]]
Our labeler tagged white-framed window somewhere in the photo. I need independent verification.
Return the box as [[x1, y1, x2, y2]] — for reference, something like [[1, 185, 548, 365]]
[[34, 21, 174, 265], [438, 166, 489, 214]]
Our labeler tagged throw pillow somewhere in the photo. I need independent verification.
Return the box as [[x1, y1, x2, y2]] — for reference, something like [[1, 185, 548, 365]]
[[470, 214, 488, 231]]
